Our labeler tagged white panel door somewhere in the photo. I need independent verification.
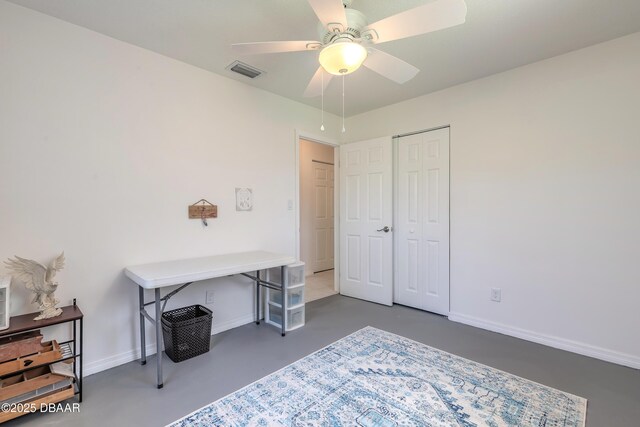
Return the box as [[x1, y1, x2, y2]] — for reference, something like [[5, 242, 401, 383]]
[[340, 137, 393, 306], [395, 127, 450, 315], [312, 162, 334, 272]]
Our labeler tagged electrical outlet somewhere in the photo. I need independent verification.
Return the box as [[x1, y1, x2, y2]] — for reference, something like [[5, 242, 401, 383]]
[[205, 290, 215, 304], [490, 288, 501, 302]]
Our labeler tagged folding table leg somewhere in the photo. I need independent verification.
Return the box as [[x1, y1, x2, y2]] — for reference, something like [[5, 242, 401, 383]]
[[155, 288, 163, 389], [255, 270, 261, 325], [139, 286, 146, 365]]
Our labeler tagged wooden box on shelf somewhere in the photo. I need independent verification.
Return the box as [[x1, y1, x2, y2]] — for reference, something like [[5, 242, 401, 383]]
[[0, 331, 44, 363], [0, 340, 62, 376], [0, 365, 75, 423]]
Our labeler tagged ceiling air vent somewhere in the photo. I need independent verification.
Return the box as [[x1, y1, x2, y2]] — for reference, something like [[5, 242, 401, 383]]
[[227, 61, 264, 79]]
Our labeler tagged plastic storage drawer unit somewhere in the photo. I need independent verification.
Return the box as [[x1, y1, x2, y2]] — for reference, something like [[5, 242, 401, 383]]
[[265, 262, 306, 332]]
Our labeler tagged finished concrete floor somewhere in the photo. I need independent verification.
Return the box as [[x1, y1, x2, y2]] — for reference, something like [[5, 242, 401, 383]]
[[9, 295, 640, 426]]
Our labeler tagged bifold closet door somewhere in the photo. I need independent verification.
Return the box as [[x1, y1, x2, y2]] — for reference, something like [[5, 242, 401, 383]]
[[395, 127, 450, 315]]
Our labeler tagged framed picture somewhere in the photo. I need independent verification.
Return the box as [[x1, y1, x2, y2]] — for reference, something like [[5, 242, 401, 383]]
[[0, 276, 10, 330], [235, 188, 253, 211]]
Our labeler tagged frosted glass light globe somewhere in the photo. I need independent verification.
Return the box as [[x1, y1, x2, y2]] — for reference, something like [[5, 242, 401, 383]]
[[319, 42, 367, 76]]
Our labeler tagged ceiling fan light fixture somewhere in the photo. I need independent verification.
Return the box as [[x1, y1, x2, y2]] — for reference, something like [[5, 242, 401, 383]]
[[318, 42, 367, 76]]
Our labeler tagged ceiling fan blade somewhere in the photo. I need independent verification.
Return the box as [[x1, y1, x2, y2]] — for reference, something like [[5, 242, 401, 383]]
[[363, 49, 419, 84], [232, 41, 321, 55], [304, 67, 334, 98], [307, 0, 348, 28], [364, 0, 467, 44]]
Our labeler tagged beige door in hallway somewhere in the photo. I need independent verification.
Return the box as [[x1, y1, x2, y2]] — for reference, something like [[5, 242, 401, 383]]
[[312, 161, 334, 273]]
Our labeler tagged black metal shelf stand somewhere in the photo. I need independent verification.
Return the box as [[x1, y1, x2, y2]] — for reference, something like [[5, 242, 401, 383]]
[[0, 299, 84, 403]]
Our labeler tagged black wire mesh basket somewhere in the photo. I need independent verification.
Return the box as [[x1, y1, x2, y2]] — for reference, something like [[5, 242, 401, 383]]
[[161, 305, 213, 362]]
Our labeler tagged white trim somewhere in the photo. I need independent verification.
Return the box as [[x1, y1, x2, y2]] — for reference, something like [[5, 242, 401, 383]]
[[393, 135, 400, 304], [448, 312, 640, 370], [210, 313, 256, 336], [294, 130, 339, 147], [333, 146, 340, 293], [84, 342, 159, 377], [84, 313, 255, 376], [294, 129, 340, 293]]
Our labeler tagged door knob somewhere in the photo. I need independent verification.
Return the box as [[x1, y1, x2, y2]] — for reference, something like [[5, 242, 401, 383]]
[[377, 226, 391, 233]]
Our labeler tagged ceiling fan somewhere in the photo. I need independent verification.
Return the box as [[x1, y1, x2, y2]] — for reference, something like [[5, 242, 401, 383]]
[[232, 0, 467, 97]]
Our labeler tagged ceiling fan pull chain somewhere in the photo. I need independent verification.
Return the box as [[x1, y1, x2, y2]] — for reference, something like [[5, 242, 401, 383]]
[[342, 74, 346, 133], [321, 70, 325, 131]]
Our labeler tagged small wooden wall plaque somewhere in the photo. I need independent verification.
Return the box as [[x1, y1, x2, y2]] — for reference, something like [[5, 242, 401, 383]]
[[188, 199, 218, 220]]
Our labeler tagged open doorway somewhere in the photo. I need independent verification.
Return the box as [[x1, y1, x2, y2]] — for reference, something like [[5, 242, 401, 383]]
[[299, 138, 338, 302]]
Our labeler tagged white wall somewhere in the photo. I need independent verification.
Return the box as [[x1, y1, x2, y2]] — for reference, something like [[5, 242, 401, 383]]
[[0, 1, 340, 375], [2, 0, 638, 375], [299, 139, 335, 274], [345, 32, 640, 368]]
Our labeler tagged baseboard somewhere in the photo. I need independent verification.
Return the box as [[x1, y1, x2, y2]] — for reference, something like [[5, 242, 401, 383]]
[[210, 313, 255, 336], [84, 342, 159, 377], [84, 313, 256, 376], [448, 312, 640, 370]]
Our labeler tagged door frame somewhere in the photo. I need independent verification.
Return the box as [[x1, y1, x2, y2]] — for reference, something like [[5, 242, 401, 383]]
[[393, 124, 451, 314], [294, 130, 340, 293]]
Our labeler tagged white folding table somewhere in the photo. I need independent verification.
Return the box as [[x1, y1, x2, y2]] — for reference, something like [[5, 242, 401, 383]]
[[124, 251, 296, 388]]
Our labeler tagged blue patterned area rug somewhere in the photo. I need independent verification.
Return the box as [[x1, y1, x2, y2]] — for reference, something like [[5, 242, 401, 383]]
[[169, 327, 587, 426]]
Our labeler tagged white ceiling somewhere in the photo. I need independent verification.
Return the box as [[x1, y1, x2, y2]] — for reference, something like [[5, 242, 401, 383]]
[[9, 0, 640, 116]]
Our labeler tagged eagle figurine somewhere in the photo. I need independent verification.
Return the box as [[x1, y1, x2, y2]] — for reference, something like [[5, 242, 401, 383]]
[[4, 252, 65, 320]]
